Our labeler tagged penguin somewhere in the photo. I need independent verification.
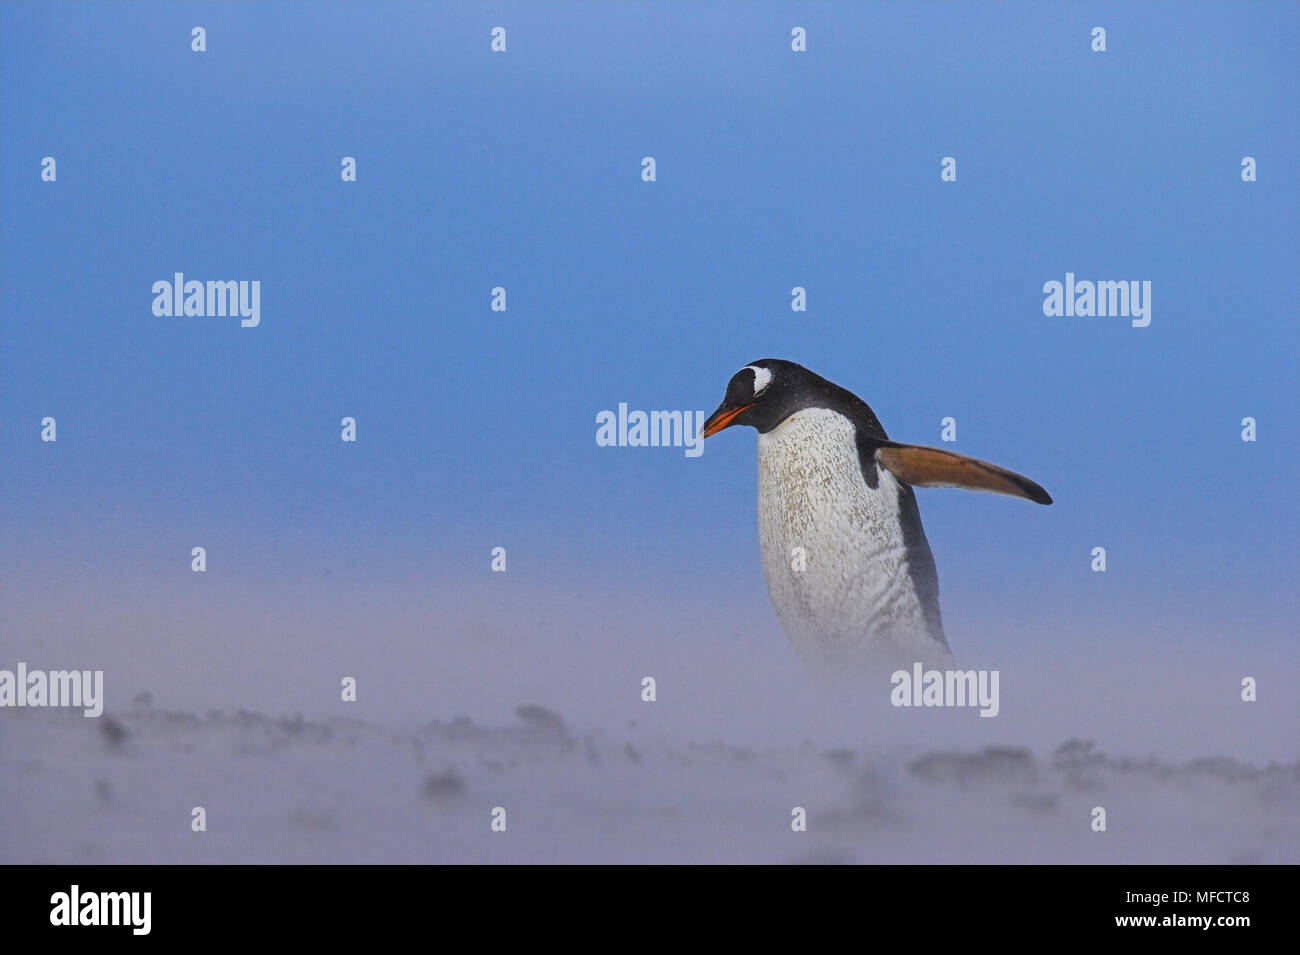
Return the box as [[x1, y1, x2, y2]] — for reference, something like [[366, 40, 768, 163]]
[[702, 359, 1051, 678]]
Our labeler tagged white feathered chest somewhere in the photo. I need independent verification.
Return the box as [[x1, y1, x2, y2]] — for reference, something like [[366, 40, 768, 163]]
[[755, 408, 950, 674]]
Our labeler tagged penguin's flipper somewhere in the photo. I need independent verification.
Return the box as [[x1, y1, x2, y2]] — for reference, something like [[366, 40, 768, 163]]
[[875, 442, 1052, 505]]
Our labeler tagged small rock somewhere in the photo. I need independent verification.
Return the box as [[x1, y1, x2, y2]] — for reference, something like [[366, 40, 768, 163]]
[[422, 770, 467, 799], [516, 703, 565, 732], [100, 718, 128, 748]]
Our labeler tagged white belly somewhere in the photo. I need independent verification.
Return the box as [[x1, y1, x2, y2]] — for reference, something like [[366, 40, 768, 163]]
[[756, 408, 950, 676]]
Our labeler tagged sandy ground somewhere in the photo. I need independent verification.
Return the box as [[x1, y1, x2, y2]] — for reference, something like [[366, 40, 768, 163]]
[[4, 578, 1296, 864], [3, 697, 1295, 864]]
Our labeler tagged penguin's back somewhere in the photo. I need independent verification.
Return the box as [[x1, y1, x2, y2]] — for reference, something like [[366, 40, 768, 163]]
[[755, 407, 951, 676]]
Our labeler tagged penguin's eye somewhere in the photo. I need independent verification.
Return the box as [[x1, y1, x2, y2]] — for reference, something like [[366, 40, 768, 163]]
[[745, 365, 772, 398]]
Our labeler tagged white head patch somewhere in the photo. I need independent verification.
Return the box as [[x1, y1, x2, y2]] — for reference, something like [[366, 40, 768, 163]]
[[746, 365, 772, 397]]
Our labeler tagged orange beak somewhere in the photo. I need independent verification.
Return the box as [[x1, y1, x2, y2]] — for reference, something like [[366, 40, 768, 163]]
[[702, 402, 754, 438]]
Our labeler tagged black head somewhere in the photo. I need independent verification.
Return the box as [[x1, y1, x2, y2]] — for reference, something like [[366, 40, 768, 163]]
[[702, 359, 888, 439]]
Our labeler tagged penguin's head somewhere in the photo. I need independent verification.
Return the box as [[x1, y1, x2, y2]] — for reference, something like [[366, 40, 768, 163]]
[[703, 359, 1054, 505], [703, 359, 807, 437]]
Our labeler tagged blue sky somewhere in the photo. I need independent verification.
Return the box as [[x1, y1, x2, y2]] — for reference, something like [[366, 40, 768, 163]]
[[3, 1, 1296, 664]]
